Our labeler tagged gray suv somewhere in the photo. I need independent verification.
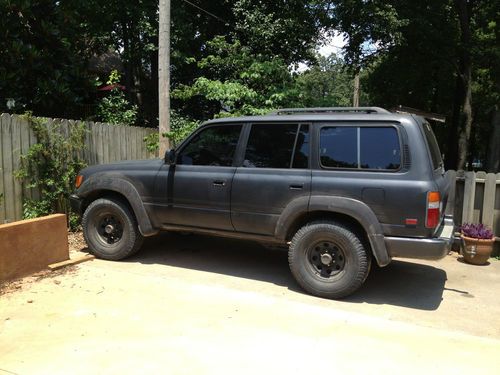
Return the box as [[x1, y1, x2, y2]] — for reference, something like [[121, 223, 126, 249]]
[[70, 107, 454, 298]]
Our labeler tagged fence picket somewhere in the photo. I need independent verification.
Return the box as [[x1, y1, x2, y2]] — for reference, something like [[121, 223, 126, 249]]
[[11, 115, 23, 220], [1, 115, 15, 223], [0, 114, 8, 223], [482, 173, 496, 228], [462, 171, 476, 223], [445, 170, 457, 216]]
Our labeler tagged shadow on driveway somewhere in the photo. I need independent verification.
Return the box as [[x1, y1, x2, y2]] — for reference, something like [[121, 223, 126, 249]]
[[127, 232, 446, 311]]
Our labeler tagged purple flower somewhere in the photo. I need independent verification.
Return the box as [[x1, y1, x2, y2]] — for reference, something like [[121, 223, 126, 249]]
[[460, 223, 494, 240]]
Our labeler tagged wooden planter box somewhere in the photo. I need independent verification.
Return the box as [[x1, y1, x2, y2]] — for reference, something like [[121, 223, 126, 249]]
[[0, 214, 69, 282]]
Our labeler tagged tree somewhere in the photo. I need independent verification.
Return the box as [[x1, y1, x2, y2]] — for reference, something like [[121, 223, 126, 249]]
[[173, 36, 297, 117], [328, 0, 499, 171], [0, 1, 96, 118], [295, 54, 369, 107]]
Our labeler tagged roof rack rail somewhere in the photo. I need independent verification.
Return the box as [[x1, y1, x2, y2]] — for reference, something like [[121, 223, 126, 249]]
[[269, 107, 390, 115]]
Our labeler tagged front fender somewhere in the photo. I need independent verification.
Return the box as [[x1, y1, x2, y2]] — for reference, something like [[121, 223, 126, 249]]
[[76, 174, 158, 237]]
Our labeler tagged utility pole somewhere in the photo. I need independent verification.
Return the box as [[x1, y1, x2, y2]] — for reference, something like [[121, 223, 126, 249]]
[[353, 71, 360, 107], [158, 0, 171, 156]]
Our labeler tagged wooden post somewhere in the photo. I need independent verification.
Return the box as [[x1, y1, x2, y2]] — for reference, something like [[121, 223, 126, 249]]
[[158, 0, 171, 157]]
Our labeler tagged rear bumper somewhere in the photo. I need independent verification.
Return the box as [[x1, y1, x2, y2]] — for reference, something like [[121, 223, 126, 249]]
[[385, 216, 456, 260], [69, 194, 83, 215]]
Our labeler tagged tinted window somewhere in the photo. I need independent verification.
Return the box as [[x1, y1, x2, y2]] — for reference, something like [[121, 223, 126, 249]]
[[360, 127, 401, 169], [320, 126, 401, 170], [244, 123, 299, 168], [292, 125, 310, 169], [320, 127, 358, 168], [422, 121, 442, 169], [178, 125, 241, 166]]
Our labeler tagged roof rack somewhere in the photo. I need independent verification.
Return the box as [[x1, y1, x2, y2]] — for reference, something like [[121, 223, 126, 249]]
[[269, 107, 390, 115]]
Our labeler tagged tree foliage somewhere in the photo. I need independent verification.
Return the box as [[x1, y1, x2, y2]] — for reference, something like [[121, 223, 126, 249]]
[[0, 0, 498, 170]]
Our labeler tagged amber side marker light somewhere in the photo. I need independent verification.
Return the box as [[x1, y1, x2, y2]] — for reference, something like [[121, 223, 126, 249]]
[[75, 175, 84, 188], [426, 191, 441, 228]]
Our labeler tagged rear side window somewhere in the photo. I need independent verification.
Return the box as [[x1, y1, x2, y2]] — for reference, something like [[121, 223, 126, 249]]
[[320, 126, 401, 170], [422, 122, 442, 169], [244, 123, 309, 168]]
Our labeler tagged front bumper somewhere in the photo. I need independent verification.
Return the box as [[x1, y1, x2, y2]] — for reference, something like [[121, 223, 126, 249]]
[[385, 216, 456, 260], [69, 194, 84, 215]]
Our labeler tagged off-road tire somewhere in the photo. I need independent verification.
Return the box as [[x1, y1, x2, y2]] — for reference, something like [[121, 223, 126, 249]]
[[288, 221, 371, 299], [82, 198, 144, 260]]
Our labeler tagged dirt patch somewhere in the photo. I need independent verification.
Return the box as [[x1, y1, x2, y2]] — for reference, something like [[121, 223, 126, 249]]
[[0, 265, 77, 296], [68, 231, 87, 253]]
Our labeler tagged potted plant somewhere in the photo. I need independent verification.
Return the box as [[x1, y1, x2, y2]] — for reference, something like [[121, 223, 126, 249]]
[[460, 223, 495, 265]]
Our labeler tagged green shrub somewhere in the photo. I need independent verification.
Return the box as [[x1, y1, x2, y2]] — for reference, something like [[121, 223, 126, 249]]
[[15, 112, 87, 227]]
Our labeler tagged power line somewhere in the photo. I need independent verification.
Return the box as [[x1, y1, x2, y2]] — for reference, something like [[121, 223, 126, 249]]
[[180, 0, 230, 26]]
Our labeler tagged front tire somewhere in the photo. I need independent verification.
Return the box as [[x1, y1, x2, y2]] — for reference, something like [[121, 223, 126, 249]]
[[82, 198, 144, 260], [288, 221, 371, 299]]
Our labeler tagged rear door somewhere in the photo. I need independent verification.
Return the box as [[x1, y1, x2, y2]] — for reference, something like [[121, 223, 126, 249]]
[[231, 123, 311, 235]]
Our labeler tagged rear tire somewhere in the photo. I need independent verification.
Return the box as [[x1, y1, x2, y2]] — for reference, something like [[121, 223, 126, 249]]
[[82, 198, 144, 260], [288, 221, 371, 299]]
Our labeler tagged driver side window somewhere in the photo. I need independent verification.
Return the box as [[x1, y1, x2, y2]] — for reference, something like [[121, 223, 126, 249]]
[[177, 125, 242, 166]]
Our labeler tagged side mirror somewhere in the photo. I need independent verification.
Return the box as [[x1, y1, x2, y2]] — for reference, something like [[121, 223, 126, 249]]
[[165, 149, 176, 164]]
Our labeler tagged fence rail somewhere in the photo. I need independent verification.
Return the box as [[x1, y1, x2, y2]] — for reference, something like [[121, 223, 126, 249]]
[[0, 113, 157, 223]]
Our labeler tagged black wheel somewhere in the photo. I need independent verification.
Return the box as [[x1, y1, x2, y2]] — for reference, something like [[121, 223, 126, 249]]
[[82, 198, 144, 260], [288, 221, 371, 299]]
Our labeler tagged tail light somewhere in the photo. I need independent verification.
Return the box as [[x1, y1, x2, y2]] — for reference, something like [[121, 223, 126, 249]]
[[426, 191, 441, 228]]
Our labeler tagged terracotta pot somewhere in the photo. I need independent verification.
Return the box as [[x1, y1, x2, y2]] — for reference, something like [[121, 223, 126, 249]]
[[461, 235, 494, 265]]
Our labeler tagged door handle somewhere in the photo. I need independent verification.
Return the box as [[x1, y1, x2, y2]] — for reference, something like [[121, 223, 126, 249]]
[[213, 180, 226, 186], [289, 184, 304, 190]]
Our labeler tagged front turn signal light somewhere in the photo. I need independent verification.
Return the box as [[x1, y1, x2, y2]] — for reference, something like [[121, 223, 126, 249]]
[[75, 175, 84, 188]]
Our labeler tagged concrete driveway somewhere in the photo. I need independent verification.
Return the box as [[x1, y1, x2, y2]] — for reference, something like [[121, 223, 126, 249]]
[[1, 233, 500, 374]]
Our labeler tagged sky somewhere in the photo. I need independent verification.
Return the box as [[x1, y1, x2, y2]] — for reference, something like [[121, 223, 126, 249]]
[[295, 31, 346, 72]]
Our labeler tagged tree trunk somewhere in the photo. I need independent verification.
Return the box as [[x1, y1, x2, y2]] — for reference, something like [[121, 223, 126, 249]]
[[445, 75, 463, 170], [456, 65, 473, 169], [454, 0, 474, 170], [487, 108, 500, 172]]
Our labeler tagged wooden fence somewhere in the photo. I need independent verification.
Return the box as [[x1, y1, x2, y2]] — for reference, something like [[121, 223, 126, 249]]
[[446, 170, 500, 237], [0, 113, 157, 223]]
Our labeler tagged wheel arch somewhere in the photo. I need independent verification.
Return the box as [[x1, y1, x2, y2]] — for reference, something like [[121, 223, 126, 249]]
[[77, 175, 158, 237], [278, 196, 391, 267]]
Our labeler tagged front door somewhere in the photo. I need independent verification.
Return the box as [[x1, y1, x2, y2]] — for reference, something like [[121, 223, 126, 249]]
[[154, 124, 243, 231]]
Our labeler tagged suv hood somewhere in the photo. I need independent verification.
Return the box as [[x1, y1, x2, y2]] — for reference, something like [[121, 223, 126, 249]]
[[79, 158, 164, 178]]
